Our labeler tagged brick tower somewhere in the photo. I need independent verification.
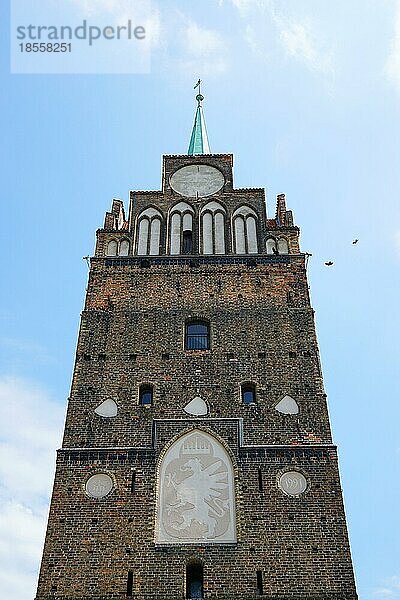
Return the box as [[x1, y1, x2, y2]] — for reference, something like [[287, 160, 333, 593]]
[[36, 89, 358, 600]]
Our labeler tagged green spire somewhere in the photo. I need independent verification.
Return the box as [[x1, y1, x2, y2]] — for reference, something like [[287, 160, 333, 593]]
[[188, 79, 210, 155]]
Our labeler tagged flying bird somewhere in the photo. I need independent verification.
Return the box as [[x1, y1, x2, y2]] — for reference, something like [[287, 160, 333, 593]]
[[352, 239, 359, 245], [325, 261, 334, 267]]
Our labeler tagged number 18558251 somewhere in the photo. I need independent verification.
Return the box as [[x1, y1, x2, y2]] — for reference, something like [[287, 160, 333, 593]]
[[19, 43, 72, 53]]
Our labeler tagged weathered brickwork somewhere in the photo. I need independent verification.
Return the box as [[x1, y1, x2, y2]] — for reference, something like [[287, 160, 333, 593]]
[[36, 153, 357, 600]]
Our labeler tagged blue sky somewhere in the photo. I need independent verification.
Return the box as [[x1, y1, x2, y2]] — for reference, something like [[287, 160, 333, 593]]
[[1, 0, 400, 598]]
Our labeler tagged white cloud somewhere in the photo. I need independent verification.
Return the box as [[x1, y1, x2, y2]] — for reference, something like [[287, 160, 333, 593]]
[[223, 0, 334, 76], [278, 19, 333, 75], [69, 0, 141, 18], [66, 0, 161, 49], [159, 11, 229, 78], [386, 0, 400, 91], [182, 21, 228, 76], [373, 576, 400, 599], [0, 377, 64, 600]]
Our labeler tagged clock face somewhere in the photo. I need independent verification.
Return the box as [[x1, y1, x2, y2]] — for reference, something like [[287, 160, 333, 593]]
[[170, 164, 225, 198]]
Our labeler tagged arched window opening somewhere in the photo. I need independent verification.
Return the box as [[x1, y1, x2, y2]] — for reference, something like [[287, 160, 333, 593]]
[[278, 238, 289, 254], [266, 238, 277, 255], [169, 202, 194, 255], [242, 383, 256, 405], [201, 202, 226, 255], [137, 207, 163, 256], [139, 384, 153, 406], [232, 206, 258, 254], [119, 239, 130, 256], [106, 240, 118, 256], [186, 561, 204, 599], [185, 321, 210, 350], [183, 230, 193, 254], [137, 219, 150, 255]]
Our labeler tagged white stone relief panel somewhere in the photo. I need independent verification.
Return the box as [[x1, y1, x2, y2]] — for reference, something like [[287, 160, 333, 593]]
[[275, 396, 299, 415], [94, 399, 118, 418], [170, 165, 224, 198], [279, 471, 307, 496], [156, 431, 236, 544], [183, 396, 208, 416], [85, 473, 114, 498]]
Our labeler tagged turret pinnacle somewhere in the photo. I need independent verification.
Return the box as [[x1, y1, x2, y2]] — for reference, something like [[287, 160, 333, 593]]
[[188, 79, 210, 155]]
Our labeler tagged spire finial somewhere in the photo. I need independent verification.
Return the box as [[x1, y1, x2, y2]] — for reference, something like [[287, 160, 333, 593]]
[[194, 78, 204, 105], [188, 79, 210, 155]]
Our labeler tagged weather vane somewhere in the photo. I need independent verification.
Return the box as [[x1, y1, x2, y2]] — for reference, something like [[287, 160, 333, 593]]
[[194, 78, 204, 105]]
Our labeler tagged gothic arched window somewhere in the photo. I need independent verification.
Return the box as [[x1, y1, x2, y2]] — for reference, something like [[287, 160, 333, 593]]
[[137, 207, 163, 256], [232, 206, 258, 254], [201, 201, 226, 255], [185, 320, 210, 350], [266, 238, 277, 255], [169, 202, 195, 255], [106, 240, 118, 256], [278, 238, 289, 254], [156, 430, 236, 544], [119, 239, 130, 256]]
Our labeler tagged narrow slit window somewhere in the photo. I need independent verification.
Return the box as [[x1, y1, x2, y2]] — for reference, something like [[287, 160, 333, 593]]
[[139, 384, 153, 406], [186, 561, 204, 599], [258, 468, 263, 492], [242, 383, 256, 405], [130, 471, 136, 493], [127, 571, 134, 597], [256, 571, 264, 596]]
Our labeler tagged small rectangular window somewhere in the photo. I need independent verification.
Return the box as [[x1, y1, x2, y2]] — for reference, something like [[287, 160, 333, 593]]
[[130, 471, 136, 493], [139, 385, 153, 406], [242, 383, 256, 405], [182, 230, 193, 254], [185, 321, 210, 350], [256, 571, 263, 596], [127, 571, 134, 597]]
